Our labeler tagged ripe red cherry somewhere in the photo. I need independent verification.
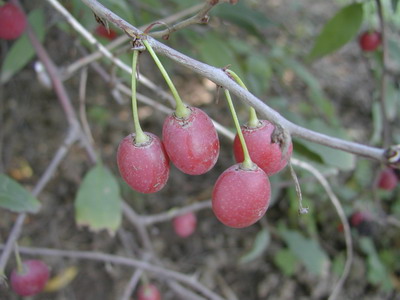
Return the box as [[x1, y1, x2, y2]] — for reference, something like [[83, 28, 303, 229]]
[[233, 120, 292, 176], [10, 260, 50, 296], [162, 107, 219, 175], [137, 283, 161, 300], [359, 31, 381, 52], [377, 168, 397, 191], [95, 25, 117, 40], [212, 164, 271, 228], [173, 212, 197, 238], [117, 132, 169, 193], [0, 3, 27, 40], [350, 211, 370, 227]]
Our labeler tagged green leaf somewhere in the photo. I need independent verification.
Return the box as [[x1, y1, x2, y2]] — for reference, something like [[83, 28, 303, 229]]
[[197, 33, 238, 70], [359, 237, 393, 290], [0, 174, 40, 213], [308, 3, 363, 60], [213, 2, 273, 39], [273, 249, 298, 276], [239, 228, 270, 264], [296, 119, 356, 171], [0, 9, 46, 84], [75, 164, 122, 233], [280, 229, 329, 276]]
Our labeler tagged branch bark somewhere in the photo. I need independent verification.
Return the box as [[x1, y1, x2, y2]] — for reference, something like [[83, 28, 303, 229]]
[[80, 0, 388, 163]]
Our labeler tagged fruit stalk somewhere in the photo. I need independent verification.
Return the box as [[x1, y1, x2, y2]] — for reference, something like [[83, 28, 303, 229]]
[[14, 243, 23, 274], [224, 89, 253, 169], [143, 39, 190, 119], [226, 69, 259, 128], [131, 50, 148, 144]]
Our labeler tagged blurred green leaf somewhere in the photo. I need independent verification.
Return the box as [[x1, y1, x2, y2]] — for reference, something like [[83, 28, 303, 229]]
[[308, 3, 363, 60], [0, 174, 40, 213], [197, 33, 239, 70], [274, 249, 298, 276], [370, 102, 382, 145], [239, 228, 270, 264], [0, 9, 45, 84], [388, 38, 400, 65], [213, 2, 273, 39], [75, 164, 122, 233], [391, 0, 399, 12], [287, 59, 335, 118], [360, 237, 393, 290], [280, 228, 329, 276], [296, 119, 356, 171]]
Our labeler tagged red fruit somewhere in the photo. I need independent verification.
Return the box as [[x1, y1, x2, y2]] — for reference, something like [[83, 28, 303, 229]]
[[233, 120, 292, 176], [137, 283, 161, 300], [377, 168, 398, 191], [0, 3, 27, 40], [162, 107, 219, 175], [350, 211, 369, 227], [95, 25, 117, 40], [359, 31, 381, 52], [173, 212, 197, 238], [212, 164, 271, 228], [10, 260, 50, 296], [117, 132, 169, 193]]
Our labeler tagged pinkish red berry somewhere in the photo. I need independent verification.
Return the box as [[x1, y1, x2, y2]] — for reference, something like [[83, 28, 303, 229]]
[[137, 283, 161, 300], [0, 3, 27, 40], [359, 31, 381, 52], [212, 163, 271, 228], [10, 260, 50, 296], [117, 133, 169, 193], [233, 120, 292, 176], [173, 212, 197, 238], [95, 25, 117, 40], [377, 168, 397, 191], [162, 107, 219, 175]]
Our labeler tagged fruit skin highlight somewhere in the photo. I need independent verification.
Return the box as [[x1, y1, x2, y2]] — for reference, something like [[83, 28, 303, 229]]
[[137, 283, 161, 300], [359, 31, 381, 52], [117, 133, 169, 193], [377, 168, 398, 191], [233, 120, 292, 176], [212, 164, 271, 228], [0, 3, 27, 40], [10, 260, 50, 296], [173, 212, 197, 238], [162, 107, 219, 175]]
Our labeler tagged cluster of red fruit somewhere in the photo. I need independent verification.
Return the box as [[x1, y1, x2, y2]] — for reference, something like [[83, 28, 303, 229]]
[[0, 3, 27, 40], [117, 105, 292, 228]]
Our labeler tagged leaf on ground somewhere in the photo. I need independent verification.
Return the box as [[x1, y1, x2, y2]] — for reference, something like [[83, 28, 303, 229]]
[[0, 174, 40, 213], [279, 228, 329, 276], [74, 164, 122, 233], [273, 249, 298, 276], [308, 3, 363, 61], [0, 9, 46, 84], [44, 266, 78, 292], [239, 228, 270, 264]]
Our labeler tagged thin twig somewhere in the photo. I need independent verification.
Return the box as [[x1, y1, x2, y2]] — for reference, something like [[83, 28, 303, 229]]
[[80, 0, 387, 163], [375, 0, 391, 147], [62, 3, 203, 78], [120, 269, 143, 300], [79, 67, 94, 144], [0, 245, 225, 300], [0, 125, 79, 273], [291, 158, 353, 300], [140, 201, 212, 226]]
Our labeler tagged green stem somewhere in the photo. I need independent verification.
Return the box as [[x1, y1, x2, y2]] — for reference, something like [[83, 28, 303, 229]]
[[131, 50, 149, 144], [14, 243, 23, 274], [224, 89, 253, 169], [226, 69, 259, 128], [143, 39, 190, 119]]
